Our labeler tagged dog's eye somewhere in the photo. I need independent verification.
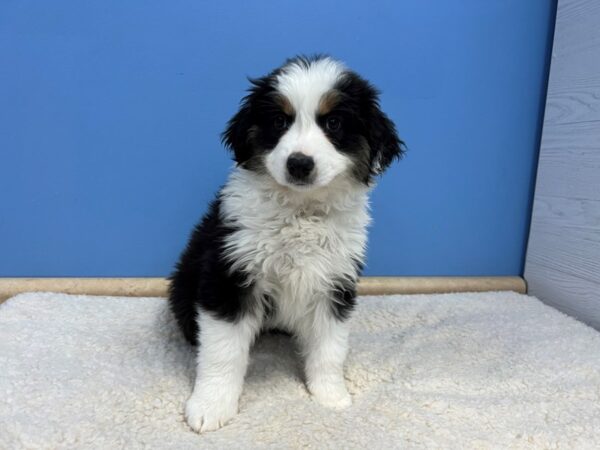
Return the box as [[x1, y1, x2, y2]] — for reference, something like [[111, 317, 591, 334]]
[[325, 115, 342, 132], [273, 114, 288, 131]]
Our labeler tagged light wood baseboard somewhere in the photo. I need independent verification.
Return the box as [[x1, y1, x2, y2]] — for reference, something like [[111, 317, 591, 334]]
[[358, 276, 526, 295], [0, 276, 526, 303]]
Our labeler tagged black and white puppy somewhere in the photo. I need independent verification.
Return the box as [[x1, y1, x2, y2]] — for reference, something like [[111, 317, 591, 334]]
[[169, 55, 403, 433]]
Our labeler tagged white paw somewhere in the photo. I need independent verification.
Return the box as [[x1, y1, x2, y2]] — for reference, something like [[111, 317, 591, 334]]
[[309, 381, 352, 409], [185, 394, 238, 433]]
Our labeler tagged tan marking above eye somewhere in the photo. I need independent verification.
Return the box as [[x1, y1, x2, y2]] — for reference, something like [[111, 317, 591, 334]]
[[318, 90, 341, 115], [274, 95, 294, 116]]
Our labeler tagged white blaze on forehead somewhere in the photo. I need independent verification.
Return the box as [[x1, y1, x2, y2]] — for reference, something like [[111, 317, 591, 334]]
[[275, 58, 346, 121], [265, 57, 352, 190]]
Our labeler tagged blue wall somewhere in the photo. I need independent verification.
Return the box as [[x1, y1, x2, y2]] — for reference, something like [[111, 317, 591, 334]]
[[0, 1, 555, 277]]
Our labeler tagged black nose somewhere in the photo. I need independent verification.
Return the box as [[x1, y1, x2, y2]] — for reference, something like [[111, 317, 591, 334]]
[[286, 152, 315, 181]]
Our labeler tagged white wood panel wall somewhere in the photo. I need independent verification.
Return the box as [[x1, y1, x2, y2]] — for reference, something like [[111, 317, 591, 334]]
[[525, 0, 600, 329]]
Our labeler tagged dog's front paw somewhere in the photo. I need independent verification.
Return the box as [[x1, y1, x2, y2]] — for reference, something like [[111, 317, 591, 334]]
[[309, 381, 352, 409], [185, 393, 238, 433]]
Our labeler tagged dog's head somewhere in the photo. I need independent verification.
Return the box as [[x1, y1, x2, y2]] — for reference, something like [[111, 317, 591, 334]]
[[222, 55, 404, 191]]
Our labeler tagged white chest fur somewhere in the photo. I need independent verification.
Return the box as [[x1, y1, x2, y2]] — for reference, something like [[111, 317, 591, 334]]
[[220, 169, 371, 328]]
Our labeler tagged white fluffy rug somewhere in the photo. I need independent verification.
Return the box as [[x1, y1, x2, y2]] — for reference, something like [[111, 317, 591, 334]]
[[1, 291, 600, 449]]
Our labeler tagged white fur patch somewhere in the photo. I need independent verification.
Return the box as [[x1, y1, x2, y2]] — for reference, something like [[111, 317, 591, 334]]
[[220, 168, 370, 335]]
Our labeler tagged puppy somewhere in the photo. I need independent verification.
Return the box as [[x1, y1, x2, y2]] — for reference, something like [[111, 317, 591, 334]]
[[168, 55, 403, 433]]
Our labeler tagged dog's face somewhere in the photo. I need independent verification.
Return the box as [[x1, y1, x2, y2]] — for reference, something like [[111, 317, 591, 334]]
[[222, 56, 403, 191]]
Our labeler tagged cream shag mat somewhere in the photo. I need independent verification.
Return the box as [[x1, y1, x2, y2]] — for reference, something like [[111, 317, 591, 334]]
[[1, 291, 600, 449]]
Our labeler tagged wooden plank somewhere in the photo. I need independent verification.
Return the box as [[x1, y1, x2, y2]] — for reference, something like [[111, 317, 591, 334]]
[[531, 195, 600, 229], [0, 276, 527, 303], [528, 196, 600, 287], [544, 84, 600, 125], [527, 224, 600, 284], [534, 121, 600, 201], [543, 1, 600, 125], [525, 264, 600, 329], [525, 0, 600, 329], [551, 0, 600, 61]]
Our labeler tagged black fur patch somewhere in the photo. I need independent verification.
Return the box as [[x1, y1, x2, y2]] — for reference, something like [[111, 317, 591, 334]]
[[321, 71, 405, 184], [167, 196, 252, 345], [221, 74, 295, 170], [330, 278, 358, 321], [329, 257, 363, 321]]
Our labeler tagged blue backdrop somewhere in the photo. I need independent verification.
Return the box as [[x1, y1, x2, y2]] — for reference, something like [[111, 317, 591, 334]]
[[0, 1, 556, 277]]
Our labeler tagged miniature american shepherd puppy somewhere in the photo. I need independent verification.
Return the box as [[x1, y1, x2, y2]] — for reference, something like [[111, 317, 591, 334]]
[[169, 55, 403, 433]]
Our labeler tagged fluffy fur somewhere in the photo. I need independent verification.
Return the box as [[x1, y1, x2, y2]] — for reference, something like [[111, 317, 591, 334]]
[[168, 55, 403, 433]]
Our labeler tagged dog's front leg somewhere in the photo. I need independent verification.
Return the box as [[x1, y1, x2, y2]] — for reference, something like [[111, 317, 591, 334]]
[[185, 311, 260, 433], [301, 308, 352, 409]]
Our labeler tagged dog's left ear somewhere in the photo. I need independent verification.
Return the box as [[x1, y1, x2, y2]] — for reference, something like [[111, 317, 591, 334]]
[[365, 102, 404, 176]]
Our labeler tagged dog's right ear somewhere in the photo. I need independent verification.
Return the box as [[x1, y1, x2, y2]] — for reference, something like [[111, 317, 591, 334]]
[[221, 98, 254, 165], [222, 76, 275, 165]]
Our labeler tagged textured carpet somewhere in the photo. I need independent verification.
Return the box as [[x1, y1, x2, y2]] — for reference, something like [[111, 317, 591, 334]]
[[1, 291, 600, 449]]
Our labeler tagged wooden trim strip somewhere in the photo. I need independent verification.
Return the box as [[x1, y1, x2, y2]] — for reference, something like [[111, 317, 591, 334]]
[[358, 276, 526, 296], [0, 276, 526, 303]]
